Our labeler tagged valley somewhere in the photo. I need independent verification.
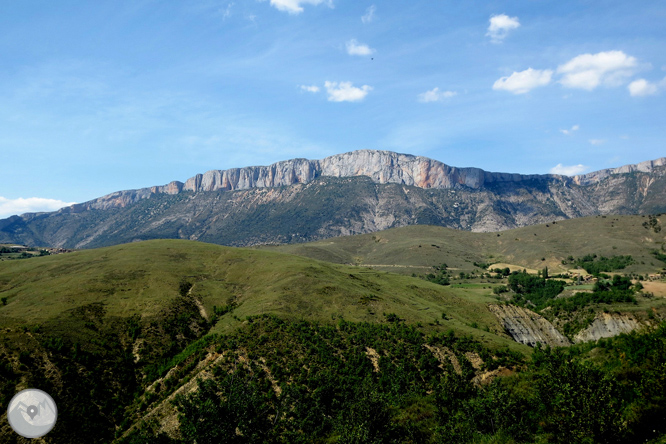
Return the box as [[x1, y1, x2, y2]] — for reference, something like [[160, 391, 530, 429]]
[[0, 214, 665, 442]]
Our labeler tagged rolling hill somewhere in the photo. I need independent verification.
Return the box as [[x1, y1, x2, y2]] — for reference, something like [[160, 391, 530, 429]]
[[1, 215, 666, 442], [262, 214, 666, 276]]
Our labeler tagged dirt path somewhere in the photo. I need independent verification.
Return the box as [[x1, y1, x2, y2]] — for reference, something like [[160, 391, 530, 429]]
[[188, 285, 209, 321]]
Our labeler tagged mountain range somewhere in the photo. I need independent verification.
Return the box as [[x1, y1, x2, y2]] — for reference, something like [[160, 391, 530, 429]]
[[2, 150, 665, 248]]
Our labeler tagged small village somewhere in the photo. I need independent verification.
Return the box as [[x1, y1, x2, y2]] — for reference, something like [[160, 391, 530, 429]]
[[0, 244, 73, 260]]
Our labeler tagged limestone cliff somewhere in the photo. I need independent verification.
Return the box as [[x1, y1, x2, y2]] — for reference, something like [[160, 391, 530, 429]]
[[2, 150, 665, 248], [77, 150, 666, 212], [79, 150, 555, 211], [572, 157, 666, 186]]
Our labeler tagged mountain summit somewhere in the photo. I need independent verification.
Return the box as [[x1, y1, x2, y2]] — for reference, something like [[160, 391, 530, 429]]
[[2, 150, 665, 248]]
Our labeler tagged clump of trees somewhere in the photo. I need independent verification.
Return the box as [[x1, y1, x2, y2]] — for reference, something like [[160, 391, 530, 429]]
[[508, 270, 565, 308], [425, 263, 450, 285], [561, 254, 634, 275]]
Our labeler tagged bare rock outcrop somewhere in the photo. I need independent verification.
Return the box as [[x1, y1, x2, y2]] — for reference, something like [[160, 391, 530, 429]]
[[3, 150, 665, 249], [72, 150, 666, 213], [488, 304, 571, 347], [573, 312, 641, 343], [572, 157, 666, 186], [75, 150, 557, 211]]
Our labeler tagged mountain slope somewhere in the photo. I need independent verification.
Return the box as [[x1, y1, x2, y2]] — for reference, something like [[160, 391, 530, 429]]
[[2, 150, 666, 248], [262, 214, 666, 275], [0, 239, 523, 442], [1, 228, 666, 442]]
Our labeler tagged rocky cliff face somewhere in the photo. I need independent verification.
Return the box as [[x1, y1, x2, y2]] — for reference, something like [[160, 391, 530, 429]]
[[81, 150, 557, 211], [178, 150, 550, 194], [488, 304, 571, 347], [573, 312, 642, 343], [1, 150, 666, 248], [572, 157, 666, 186]]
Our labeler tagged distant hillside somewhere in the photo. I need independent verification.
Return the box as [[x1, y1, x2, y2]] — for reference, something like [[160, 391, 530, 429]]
[[262, 214, 666, 276], [1, 150, 665, 248]]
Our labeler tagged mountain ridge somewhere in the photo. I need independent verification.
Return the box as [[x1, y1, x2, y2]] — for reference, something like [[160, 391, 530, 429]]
[[48, 150, 666, 213], [2, 150, 665, 249]]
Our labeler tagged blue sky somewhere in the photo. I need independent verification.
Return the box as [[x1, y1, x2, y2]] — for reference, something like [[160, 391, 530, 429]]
[[1, 0, 665, 218]]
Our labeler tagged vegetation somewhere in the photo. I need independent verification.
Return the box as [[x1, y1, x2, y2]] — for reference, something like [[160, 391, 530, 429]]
[[508, 271, 566, 307], [642, 214, 662, 233], [424, 263, 450, 285], [1, 222, 665, 442], [266, 214, 666, 277], [121, 316, 666, 443], [653, 249, 666, 264], [562, 254, 635, 275]]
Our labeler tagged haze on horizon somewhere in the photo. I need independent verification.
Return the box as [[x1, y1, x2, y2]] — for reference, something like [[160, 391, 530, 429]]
[[1, 0, 665, 219]]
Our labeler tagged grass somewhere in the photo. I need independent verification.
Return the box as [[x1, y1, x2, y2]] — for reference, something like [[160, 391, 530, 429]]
[[0, 239, 525, 352], [260, 214, 666, 276]]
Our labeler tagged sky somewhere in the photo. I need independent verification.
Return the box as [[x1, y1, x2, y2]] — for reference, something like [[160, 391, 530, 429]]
[[1, 0, 665, 219]]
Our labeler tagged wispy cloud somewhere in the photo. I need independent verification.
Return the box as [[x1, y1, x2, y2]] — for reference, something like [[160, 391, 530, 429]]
[[0, 197, 76, 219], [300, 84, 320, 93], [487, 14, 520, 43], [324, 81, 372, 102], [361, 5, 376, 23], [221, 2, 234, 19], [589, 139, 605, 145], [346, 39, 374, 56], [558, 51, 637, 90], [268, 0, 332, 15], [560, 124, 580, 135], [493, 68, 553, 94], [418, 87, 457, 103], [550, 164, 587, 176]]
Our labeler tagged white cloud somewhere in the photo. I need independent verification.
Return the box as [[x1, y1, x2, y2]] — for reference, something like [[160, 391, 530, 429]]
[[589, 139, 605, 145], [492, 68, 553, 94], [300, 84, 320, 93], [550, 164, 588, 176], [324, 81, 372, 102], [0, 197, 76, 220], [269, 0, 331, 15], [486, 14, 520, 43], [361, 5, 376, 23], [557, 50, 637, 90], [628, 78, 661, 96], [346, 39, 374, 56], [418, 87, 457, 103], [560, 124, 580, 135]]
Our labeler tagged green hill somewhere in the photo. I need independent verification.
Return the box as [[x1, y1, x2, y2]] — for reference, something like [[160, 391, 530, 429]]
[[0, 239, 519, 345], [261, 214, 666, 276], [0, 239, 528, 442], [1, 220, 666, 443]]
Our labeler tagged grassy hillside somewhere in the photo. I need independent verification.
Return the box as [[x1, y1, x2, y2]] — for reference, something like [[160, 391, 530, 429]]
[[0, 239, 521, 347], [0, 239, 535, 442], [1, 219, 666, 442], [261, 214, 666, 276]]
